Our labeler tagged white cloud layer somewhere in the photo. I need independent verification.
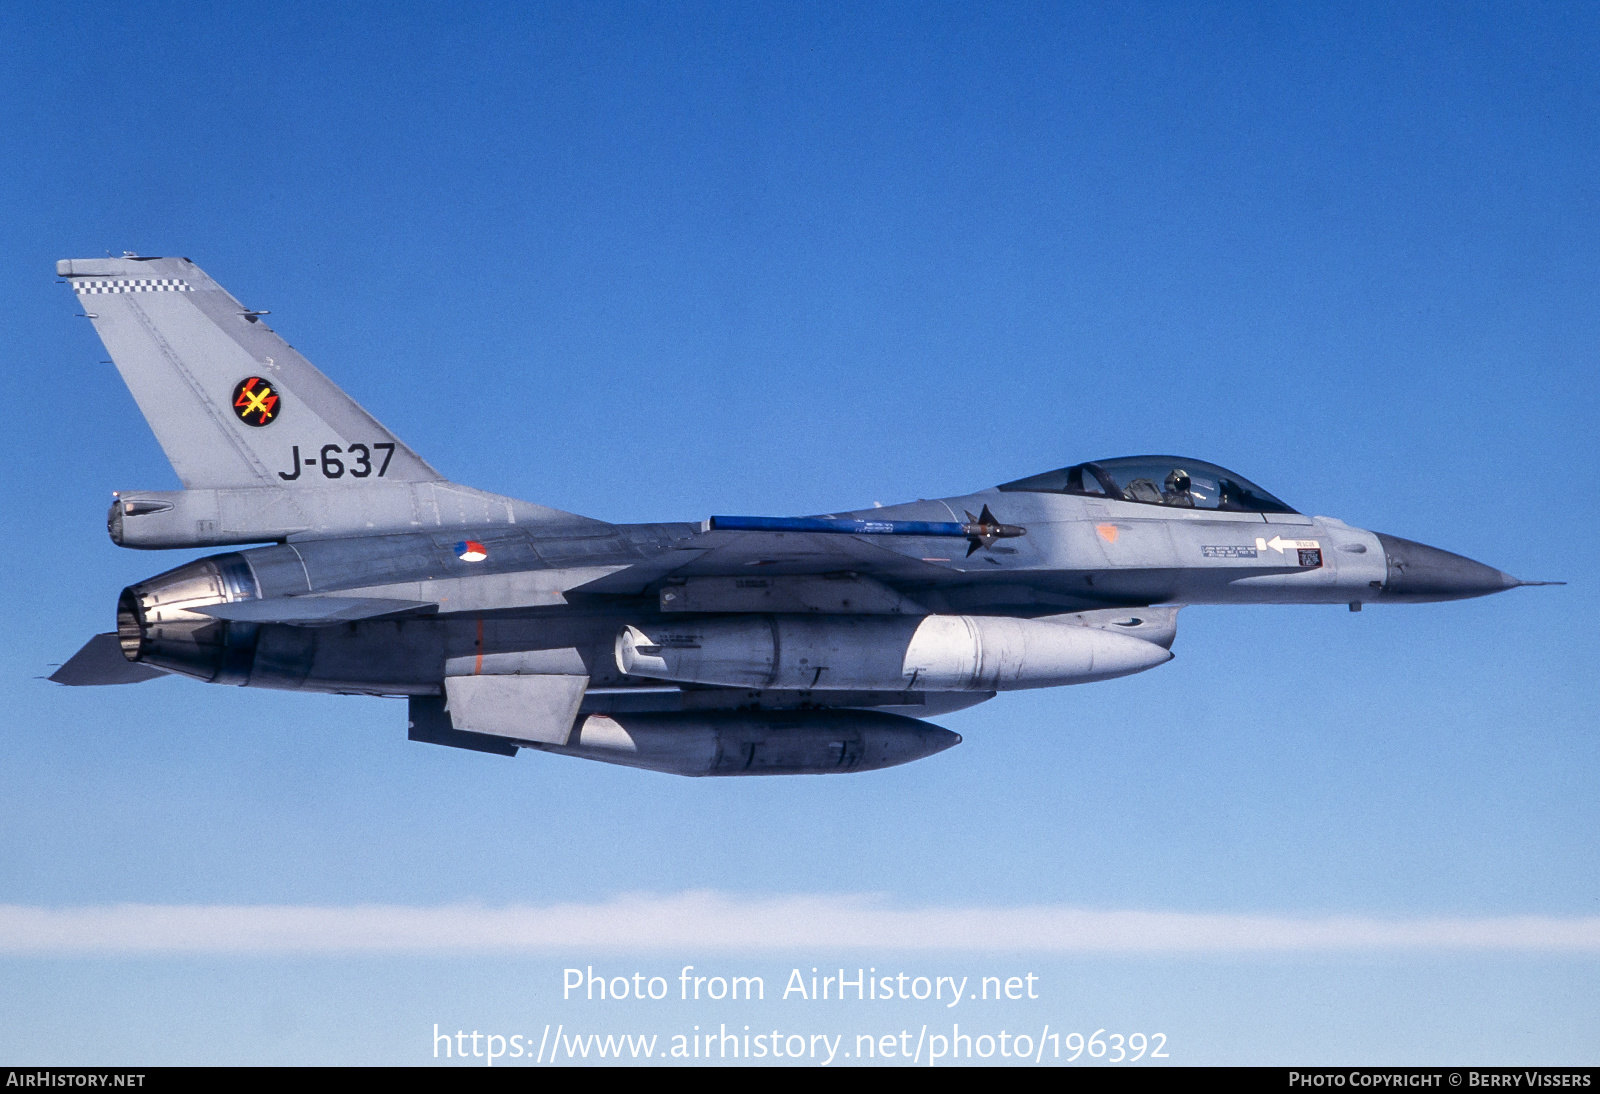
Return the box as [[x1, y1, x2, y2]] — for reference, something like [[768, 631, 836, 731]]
[[2, 893, 1598, 955]]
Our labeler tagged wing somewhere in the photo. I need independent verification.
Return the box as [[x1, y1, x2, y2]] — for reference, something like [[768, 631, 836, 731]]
[[569, 524, 972, 598], [191, 596, 438, 625]]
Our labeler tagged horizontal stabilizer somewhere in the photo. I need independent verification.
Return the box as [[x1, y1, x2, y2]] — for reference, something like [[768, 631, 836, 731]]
[[192, 597, 437, 625], [50, 634, 169, 685]]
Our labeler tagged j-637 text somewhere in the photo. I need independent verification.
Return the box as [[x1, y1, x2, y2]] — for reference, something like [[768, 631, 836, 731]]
[[278, 443, 395, 480]]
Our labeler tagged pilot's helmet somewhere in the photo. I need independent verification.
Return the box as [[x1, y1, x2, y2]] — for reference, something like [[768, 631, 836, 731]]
[[1165, 469, 1191, 493]]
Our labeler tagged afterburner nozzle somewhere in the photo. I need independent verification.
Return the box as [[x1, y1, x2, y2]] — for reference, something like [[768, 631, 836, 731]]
[[116, 554, 261, 682]]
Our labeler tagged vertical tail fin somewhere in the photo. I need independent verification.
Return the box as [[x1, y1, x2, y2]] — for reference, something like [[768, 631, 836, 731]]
[[59, 256, 441, 490]]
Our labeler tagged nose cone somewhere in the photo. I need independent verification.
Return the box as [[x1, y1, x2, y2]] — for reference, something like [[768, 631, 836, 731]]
[[1373, 532, 1520, 602]]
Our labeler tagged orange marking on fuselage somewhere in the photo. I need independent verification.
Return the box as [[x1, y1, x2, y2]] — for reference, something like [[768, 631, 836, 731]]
[[474, 617, 484, 675], [1096, 524, 1119, 543]]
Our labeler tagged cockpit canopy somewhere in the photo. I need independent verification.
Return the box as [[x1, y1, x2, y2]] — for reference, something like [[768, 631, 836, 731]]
[[998, 455, 1298, 514]]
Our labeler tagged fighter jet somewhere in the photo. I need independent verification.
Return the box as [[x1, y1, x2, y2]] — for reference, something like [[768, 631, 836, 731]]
[[48, 257, 1557, 776]]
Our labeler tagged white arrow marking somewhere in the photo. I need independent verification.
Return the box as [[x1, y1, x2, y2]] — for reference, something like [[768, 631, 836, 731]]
[[1256, 536, 1321, 554], [1274, 536, 1320, 553]]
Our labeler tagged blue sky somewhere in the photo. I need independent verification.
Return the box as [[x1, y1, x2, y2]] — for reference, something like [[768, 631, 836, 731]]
[[1, 2, 1596, 1065]]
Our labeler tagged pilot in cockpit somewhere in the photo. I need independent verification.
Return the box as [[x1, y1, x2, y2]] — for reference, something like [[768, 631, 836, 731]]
[[1162, 468, 1196, 507]]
